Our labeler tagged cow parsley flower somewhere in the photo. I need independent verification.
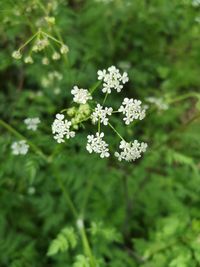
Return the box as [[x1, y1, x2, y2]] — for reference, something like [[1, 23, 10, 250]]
[[91, 104, 113, 125], [24, 117, 40, 131], [115, 140, 147, 162], [11, 140, 29, 155], [118, 98, 146, 125], [52, 113, 75, 143], [97, 65, 129, 94], [86, 132, 110, 158], [71, 86, 92, 104], [146, 97, 169, 111]]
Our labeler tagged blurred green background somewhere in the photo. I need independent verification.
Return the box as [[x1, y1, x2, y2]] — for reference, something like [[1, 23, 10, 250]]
[[0, 0, 200, 266]]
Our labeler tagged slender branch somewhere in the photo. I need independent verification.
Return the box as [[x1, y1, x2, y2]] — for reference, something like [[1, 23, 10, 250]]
[[41, 31, 63, 45], [102, 92, 108, 105], [108, 122, 125, 141], [18, 31, 40, 51], [56, 175, 78, 218], [89, 81, 101, 94]]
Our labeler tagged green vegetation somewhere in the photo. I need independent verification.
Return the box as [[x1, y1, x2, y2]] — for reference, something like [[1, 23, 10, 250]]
[[0, 0, 200, 266]]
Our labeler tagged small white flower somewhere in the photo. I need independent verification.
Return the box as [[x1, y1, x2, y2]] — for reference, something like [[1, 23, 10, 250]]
[[12, 50, 22, 59], [71, 86, 92, 104], [86, 132, 110, 158], [60, 45, 69, 54], [118, 98, 146, 125], [11, 140, 29, 155], [24, 56, 33, 64], [115, 140, 147, 162], [146, 97, 169, 111], [97, 69, 106, 80], [52, 52, 60, 60], [97, 65, 129, 94], [91, 104, 113, 125], [52, 113, 75, 143], [24, 117, 40, 131]]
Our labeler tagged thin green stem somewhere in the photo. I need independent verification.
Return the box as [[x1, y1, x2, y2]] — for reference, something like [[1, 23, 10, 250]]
[[81, 176, 94, 216], [112, 110, 120, 113], [78, 223, 96, 267], [108, 122, 125, 141], [36, 0, 48, 15], [0, 119, 49, 162], [56, 175, 78, 218], [41, 31, 63, 45], [18, 31, 40, 51], [102, 92, 108, 105], [89, 81, 101, 95], [77, 116, 91, 125]]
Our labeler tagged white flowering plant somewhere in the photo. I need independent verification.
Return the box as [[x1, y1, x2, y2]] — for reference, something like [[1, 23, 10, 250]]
[[1, 1, 200, 267], [51, 66, 148, 161]]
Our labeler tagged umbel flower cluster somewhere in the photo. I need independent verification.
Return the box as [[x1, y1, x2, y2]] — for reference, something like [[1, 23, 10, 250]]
[[12, 30, 69, 65], [52, 66, 148, 162]]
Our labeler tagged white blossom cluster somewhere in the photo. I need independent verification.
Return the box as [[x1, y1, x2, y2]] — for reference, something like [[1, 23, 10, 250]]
[[146, 97, 169, 111], [71, 86, 92, 104], [91, 104, 113, 125], [118, 98, 146, 125], [115, 140, 148, 162], [52, 114, 75, 143], [24, 117, 40, 131], [12, 31, 69, 64], [51, 65, 147, 162], [86, 132, 110, 158], [11, 140, 29, 155], [97, 66, 128, 94]]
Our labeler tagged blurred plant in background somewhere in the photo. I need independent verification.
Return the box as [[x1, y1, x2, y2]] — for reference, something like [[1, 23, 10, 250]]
[[0, 0, 200, 267]]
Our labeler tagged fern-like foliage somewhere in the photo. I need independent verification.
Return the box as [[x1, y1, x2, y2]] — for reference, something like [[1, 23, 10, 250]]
[[47, 226, 77, 256], [73, 255, 90, 267], [90, 222, 122, 243]]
